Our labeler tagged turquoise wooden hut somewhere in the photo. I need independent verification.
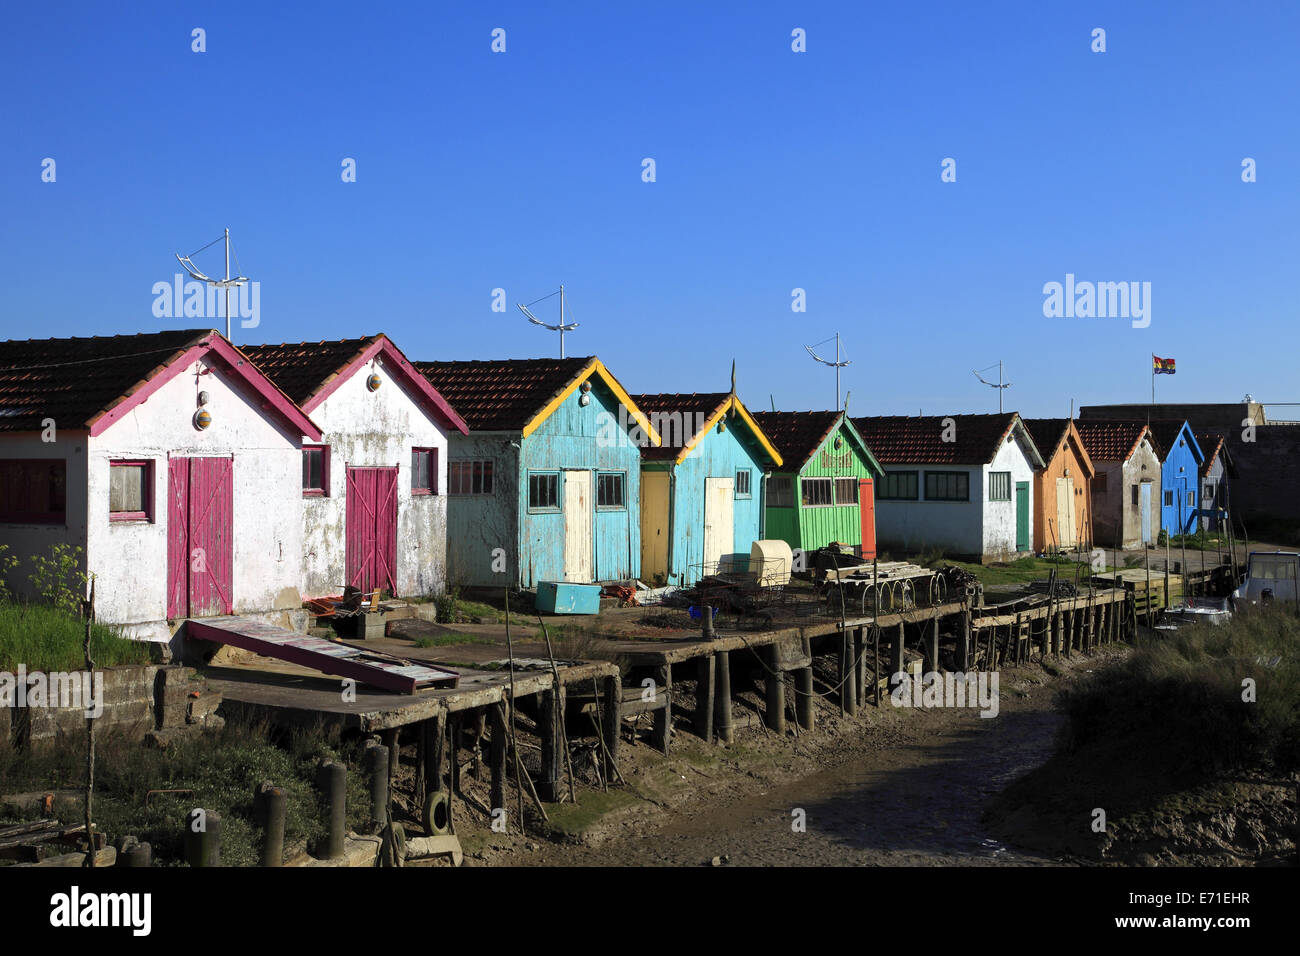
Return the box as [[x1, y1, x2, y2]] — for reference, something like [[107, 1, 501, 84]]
[[415, 356, 659, 589], [629, 391, 783, 586]]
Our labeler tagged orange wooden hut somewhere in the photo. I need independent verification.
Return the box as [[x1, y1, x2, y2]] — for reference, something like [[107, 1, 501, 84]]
[[1022, 418, 1095, 553]]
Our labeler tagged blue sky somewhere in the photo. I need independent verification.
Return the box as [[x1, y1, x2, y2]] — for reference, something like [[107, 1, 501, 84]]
[[2, 1, 1296, 417]]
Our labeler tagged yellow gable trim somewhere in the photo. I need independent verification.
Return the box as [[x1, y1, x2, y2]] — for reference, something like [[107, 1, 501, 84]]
[[672, 396, 784, 467], [521, 359, 662, 446]]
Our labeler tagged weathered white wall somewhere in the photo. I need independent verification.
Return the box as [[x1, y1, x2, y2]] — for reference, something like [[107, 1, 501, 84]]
[[874, 464, 983, 557], [301, 355, 450, 598], [0, 432, 89, 600], [980, 433, 1036, 561], [86, 359, 305, 640], [1091, 435, 1161, 549]]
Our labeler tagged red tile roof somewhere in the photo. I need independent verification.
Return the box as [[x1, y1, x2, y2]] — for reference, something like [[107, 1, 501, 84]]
[[750, 410, 844, 469], [1075, 420, 1150, 462], [1196, 432, 1228, 477], [851, 413, 1034, 465], [241, 336, 383, 407], [1079, 419, 1198, 462], [0, 329, 217, 432], [414, 357, 595, 431], [1021, 418, 1070, 460]]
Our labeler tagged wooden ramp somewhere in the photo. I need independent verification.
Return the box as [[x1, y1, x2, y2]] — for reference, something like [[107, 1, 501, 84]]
[[186, 616, 458, 694]]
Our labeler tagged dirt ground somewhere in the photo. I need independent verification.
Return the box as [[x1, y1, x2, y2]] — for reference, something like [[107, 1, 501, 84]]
[[394, 646, 1129, 868]]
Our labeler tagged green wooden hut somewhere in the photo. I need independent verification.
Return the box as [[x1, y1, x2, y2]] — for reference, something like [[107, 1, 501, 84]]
[[750, 411, 884, 556]]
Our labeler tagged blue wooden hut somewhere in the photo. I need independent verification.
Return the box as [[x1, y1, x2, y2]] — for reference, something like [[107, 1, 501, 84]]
[[1146, 420, 1205, 535], [415, 356, 659, 589], [628, 391, 783, 586]]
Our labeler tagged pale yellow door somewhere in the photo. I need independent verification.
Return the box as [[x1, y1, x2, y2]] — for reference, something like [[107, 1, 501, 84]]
[[640, 471, 671, 583], [563, 470, 593, 582], [1056, 476, 1076, 548], [703, 478, 734, 575]]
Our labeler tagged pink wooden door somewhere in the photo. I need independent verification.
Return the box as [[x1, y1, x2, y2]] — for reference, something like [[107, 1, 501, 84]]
[[167, 457, 234, 618], [346, 467, 398, 596]]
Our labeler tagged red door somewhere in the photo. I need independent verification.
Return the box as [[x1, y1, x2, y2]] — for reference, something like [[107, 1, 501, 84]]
[[858, 477, 876, 560], [167, 457, 234, 618], [346, 466, 398, 596]]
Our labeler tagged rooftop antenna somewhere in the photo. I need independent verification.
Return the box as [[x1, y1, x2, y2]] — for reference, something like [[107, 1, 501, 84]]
[[805, 332, 851, 410], [518, 284, 579, 358], [175, 227, 250, 340], [973, 360, 1012, 414]]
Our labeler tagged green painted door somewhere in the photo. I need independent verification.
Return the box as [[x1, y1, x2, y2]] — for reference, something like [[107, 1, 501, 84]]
[[1015, 482, 1030, 552]]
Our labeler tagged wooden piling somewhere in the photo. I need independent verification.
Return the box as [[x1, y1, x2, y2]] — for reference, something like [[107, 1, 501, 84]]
[[255, 783, 286, 867], [795, 665, 815, 731], [652, 663, 672, 755], [925, 616, 940, 673], [315, 760, 346, 860], [538, 689, 562, 803], [765, 647, 787, 733], [855, 627, 867, 707], [714, 651, 733, 744], [184, 808, 221, 868], [694, 654, 715, 744], [366, 742, 390, 830], [601, 674, 622, 772], [488, 702, 506, 816]]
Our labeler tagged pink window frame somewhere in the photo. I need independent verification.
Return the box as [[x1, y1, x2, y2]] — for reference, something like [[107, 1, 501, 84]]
[[109, 459, 154, 522], [411, 447, 438, 496], [303, 445, 331, 497]]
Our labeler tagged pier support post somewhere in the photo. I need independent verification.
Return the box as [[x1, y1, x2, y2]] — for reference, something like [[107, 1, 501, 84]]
[[601, 674, 621, 773], [254, 783, 286, 867], [891, 622, 905, 682], [652, 664, 672, 755], [422, 714, 445, 797], [924, 617, 940, 673], [766, 646, 788, 733], [488, 701, 506, 816], [957, 610, 971, 670], [185, 808, 221, 867], [381, 728, 399, 783], [366, 741, 390, 830], [315, 760, 346, 860], [796, 665, 815, 731], [539, 688, 562, 802], [839, 630, 853, 716], [855, 627, 867, 707], [714, 652, 733, 744], [694, 654, 715, 743]]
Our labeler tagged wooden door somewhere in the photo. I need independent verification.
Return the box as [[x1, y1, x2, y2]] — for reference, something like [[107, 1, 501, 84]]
[[167, 457, 233, 618], [1055, 476, 1076, 548], [640, 471, 670, 583], [858, 477, 876, 560], [1015, 481, 1030, 552], [562, 470, 593, 582], [346, 466, 398, 596], [702, 478, 734, 575]]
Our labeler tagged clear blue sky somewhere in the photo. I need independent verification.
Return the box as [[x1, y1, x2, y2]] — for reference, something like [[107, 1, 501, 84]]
[[2, 1, 1296, 417]]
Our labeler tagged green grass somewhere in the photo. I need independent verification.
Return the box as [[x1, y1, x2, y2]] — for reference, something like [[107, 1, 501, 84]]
[[988, 606, 1300, 857], [0, 717, 372, 866], [412, 633, 480, 648], [0, 602, 152, 671]]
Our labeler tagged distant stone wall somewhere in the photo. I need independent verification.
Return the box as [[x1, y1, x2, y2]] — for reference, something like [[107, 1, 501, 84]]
[[1226, 429, 1300, 525]]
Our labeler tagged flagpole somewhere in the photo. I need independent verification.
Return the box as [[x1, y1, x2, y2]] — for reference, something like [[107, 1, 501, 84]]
[[1151, 354, 1155, 405]]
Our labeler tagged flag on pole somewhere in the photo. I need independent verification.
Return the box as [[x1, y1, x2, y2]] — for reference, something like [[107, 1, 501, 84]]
[[1152, 355, 1176, 374]]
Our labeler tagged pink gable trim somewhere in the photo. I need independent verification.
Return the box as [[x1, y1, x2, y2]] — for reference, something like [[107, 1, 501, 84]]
[[303, 336, 470, 435], [87, 334, 323, 441]]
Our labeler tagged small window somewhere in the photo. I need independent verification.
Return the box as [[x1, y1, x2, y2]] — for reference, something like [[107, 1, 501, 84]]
[[597, 472, 625, 509], [988, 471, 1011, 502], [0, 459, 67, 524], [735, 470, 752, 498], [834, 477, 858, 505], [1164, 490, 1173, 507], [1187, 490, 1194, 507], [412, 448, 437, 495], [109, 460, 153, 521], [303, 446, 329, 497], [768, 476, 794, 508], [1204, 482, 1215, 500], [449, 459, 494, 496], [1093, 472, 1108, 494], [1131, 484, 1140, 506], [801, 477, 833, 507], [879, 471, 919, 500], [925, 471, 969, 501], [529, 472, 559, 510]]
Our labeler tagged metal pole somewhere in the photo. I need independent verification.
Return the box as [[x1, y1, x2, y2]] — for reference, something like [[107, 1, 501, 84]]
[[224, 227, 231, 340], [835, 332, 841, 410], [559, 284, 565, 359], [999, 360, 1003, 414]]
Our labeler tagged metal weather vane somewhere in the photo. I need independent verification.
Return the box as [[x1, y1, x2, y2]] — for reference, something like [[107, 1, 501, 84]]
[[518, 284, 579, 358]]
